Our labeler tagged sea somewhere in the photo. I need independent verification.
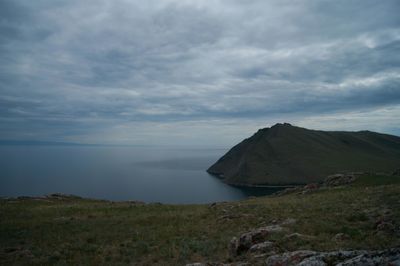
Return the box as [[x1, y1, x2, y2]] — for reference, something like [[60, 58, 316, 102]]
[[0, 145, 282, 204]]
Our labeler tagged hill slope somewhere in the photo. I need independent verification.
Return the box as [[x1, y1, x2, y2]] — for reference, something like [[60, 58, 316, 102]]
[[207, 123, 400, 185], [1, 174, 399, 265]]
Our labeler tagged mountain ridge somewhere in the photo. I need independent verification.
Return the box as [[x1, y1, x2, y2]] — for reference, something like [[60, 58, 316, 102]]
[[207, 123, 400, 185]]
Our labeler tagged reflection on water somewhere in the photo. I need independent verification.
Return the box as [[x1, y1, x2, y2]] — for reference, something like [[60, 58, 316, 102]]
[[0, 145, 284, 204]]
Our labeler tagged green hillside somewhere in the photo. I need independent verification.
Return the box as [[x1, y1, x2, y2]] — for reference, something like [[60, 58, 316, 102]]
[[207, 123, 400, 185], [1, 173, 399, 265]]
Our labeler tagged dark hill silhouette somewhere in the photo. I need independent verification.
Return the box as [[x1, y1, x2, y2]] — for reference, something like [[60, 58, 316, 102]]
[[207, 123, 400, 185]]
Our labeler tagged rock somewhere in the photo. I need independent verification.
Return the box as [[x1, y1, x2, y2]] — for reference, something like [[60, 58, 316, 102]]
[[376, 222, 395, 234], [230, 225, 283, 256], [336, 254, 375, 265], [333, 233, 350, 242], [249, 241, 274, 253], [265, 248, 400, 266], [229, 237, 239, 257], [238, 233, 253, 253], [303, 183, 320, 190], [281, 218, 297, 225], [186, 263, 248, 266], [336, 252, 399, 266], [265, 224, 284, 233], [324, 174, 356, 187], [284, 233, 314, 240], [45, 193, 81, 199], [297, 256, 326, 266], [253, 253, 269, 259], [276, 183, 320, 196], [274, 187, 303, 196], [218, 214, 252, 221], [265, 250, 318, 265], [375, 217, 395, 233], [127, 200, 145, 205]]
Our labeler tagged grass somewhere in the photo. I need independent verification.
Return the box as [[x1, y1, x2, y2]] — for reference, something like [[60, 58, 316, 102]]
[[208, 124, 400, 185], [1, 174, 399, 265]]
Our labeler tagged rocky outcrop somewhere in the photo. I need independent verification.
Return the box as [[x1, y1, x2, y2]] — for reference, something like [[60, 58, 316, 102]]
[[187, 248, 400, 266], [186, 262, 249, 266], [229, 225, 283, 256], [274, 173, 361, 196], [265, 250, 319, 265], [284, 233, 315, 241], [187, 214, 399, 266], [324, 174, 357, 187], [265, 248, 400, 266], [228, 219, 299, 257], [248, 241, 274, 253]]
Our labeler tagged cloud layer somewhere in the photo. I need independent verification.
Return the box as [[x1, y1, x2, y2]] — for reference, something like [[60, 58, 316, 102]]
[[1, 0, 399, 145]]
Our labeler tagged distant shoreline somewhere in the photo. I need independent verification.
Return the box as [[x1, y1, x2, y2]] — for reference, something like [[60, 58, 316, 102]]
[[227, 182, 302, 188], [207, 172, 303, 188]]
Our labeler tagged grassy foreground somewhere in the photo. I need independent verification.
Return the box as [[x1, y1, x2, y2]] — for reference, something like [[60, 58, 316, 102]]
[[1, 174, 399, 265]]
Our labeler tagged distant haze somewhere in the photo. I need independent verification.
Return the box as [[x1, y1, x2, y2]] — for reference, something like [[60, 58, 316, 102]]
[[0, 0, 399, 146]]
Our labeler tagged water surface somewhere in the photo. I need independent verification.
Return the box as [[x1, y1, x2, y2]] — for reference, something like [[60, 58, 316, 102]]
[[0, 145, 282, 204]]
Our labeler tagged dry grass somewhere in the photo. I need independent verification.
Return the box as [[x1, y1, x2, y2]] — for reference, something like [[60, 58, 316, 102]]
[[1, 174, 399, 265]]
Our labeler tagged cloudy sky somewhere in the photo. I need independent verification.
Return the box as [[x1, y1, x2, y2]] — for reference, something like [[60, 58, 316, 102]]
[[1, 0, 399, 146]]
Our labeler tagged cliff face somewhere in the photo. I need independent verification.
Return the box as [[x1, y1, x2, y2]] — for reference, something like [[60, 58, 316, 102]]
[[207, 123, 400, 185]]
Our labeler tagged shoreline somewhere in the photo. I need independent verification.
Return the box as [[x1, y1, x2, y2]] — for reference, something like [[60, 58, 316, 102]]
[[223, 179, 304, 188], [207, 171, 304, 188], [227, 182, 302, 188]]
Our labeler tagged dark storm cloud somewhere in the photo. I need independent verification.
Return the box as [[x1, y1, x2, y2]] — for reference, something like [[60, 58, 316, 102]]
[[0, 0, 399, 144]]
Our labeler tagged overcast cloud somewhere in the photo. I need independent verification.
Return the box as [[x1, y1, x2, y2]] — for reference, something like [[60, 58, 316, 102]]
[[0, 0, 399, 146]]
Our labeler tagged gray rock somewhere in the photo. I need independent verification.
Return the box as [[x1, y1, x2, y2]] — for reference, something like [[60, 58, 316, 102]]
[[265, 250, 317, 265], [264, 224, 284, 233], [324, 174, 356, 187], [229, 237, 239, 257], [274, 187, 303, 196], [284, 233, 314, 240], [376, 221, 395, 232], [336, 254, 388, 266], [249, 241, 274, 253], [297, 257, 327, 266], [302, 183, 320, 194], [324, 250, 367, 260], [281, 218, 297, 225], [230, 225, 283, 256], [265, 248, 400, 266], [333, 233, 350, 242]]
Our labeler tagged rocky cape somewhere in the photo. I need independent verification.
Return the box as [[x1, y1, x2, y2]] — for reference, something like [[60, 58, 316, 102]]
[[207, 123, 400, 185]]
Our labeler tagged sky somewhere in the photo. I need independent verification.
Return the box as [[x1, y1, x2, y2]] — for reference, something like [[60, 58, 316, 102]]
[[0, 0, 399, 146]]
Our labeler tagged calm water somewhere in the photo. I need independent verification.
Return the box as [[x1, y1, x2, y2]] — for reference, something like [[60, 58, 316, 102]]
[[0, 145, 282, 204]]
